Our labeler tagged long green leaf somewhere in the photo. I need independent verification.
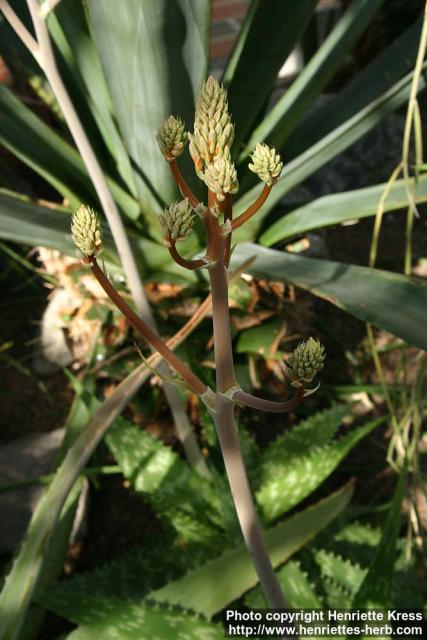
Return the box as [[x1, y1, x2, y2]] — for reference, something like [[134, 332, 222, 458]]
[[40, 482, 353, 627], [285, 18, 423, 160], [233, 63, 427, 241], [0, 357, 156, 640], [61, 604, 223, 640], [231, 244, 427, 350], [226, 0, 316, 153], [260, 175, 427, 246], [150, 482, 353, 617], [87, 0, 210, 233], [0, 85, 91, 209], [239, 0, 385, 161], [256, 417, 382, 522], [0, 191, 190, 280], [0, 86, 140, 219], [221, 0, 259, 88], [353, 465, 407, 609], [106, 418, 224, 547], [48, 2, 137, 198], [256, 405, 348, 482], [245, 560, 322, 609]]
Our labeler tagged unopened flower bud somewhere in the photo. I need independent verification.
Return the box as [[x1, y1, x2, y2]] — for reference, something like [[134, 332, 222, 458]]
[[287, 338, 325, 386], [159, 199, 194, 244], [248, 143, 283, 186], [156, 115, 187, 160], [202, 156, 239, 201], [188, 76, 234, 176], [71, 205, 103, 258]]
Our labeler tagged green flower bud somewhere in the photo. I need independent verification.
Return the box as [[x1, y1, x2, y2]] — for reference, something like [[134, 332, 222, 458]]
[[287, 337, 325, 386], [71, 205, 103, 258], [248, 143, 283, 186], [202, 156, 239, 201], [188, 76, 234, 176], [159, 199, 194, 245], [156, 115, 187, 160]]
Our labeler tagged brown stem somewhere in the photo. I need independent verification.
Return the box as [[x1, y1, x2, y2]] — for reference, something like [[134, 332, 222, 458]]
[[169, 159, 201, 209], [206, 189, 287, 611], [207, 191, 235, 391], [168, 242, 206, 270], [90, 258, 207, 397], [233, 385, 305, 413], [231, 184, 271, 231]]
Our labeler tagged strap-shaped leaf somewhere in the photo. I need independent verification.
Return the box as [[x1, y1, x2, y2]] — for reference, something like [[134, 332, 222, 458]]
[[234, 61, 427, 241], [231, 244, 427, 351], [0, 86, 139, 219], [225, 0, 316, 154], [150, 482, 353, 617], [86, 0, 210, 228], [106, 418, 224, 547], [244, 560, 322, 608], [61, 602, 223, 640], [37, 485, 353, 625], [0, 352, 160, 640], [48, 1, 137, 198], [0, 190, 189, 280], [239, 0, 385, 161], [256, 417, 381, 522], [353, 465, 407, 608], [257, 405, 348, 469], [260, 175, 427, 246], [286, 18, 423, 160]]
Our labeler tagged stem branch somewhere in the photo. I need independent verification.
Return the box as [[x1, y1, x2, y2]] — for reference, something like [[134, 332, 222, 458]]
[[231, 184, 271, 231], [168, 242, 206, 270], [234, 386, 305, 413], [169, 159, 201, 209], [90, 258, 207, 397]]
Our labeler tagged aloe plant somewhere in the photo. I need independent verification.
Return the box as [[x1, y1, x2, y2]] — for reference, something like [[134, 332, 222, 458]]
[[0, 1, 425, 639]]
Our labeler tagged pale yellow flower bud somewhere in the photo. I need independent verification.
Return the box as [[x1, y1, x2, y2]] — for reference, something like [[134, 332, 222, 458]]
[[159, 199, 194, 245], [248, 143, 283, 186], [287, 338, 325, 386], [156, 115, 187, 160], [202, 156, 239, 201], [71, 205, 103, 258], [188, 76, 234, 176]]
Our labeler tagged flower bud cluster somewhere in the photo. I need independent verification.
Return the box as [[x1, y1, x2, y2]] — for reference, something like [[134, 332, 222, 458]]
[[188, 76, 234, 172], [71, 205, 103, 258], [288, 337, 325, 386], [248, 143, 283, 186], [156, 116, 187, 161], [188, 76, 238, 201], [159, 199, 194, 245], [203, 156, 239, 202]]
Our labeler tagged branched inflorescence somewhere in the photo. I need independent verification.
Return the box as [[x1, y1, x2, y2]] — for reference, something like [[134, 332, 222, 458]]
[[70, 75, 326, 613], [155, 75, 325, 395]]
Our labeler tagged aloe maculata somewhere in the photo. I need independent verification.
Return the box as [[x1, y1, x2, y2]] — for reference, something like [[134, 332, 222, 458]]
[[71, 76, 325, 609]]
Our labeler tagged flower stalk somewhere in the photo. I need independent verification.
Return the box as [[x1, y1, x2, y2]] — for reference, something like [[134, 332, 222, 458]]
[[154, 77, 325, 613], [69, 76, 326, 613]]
